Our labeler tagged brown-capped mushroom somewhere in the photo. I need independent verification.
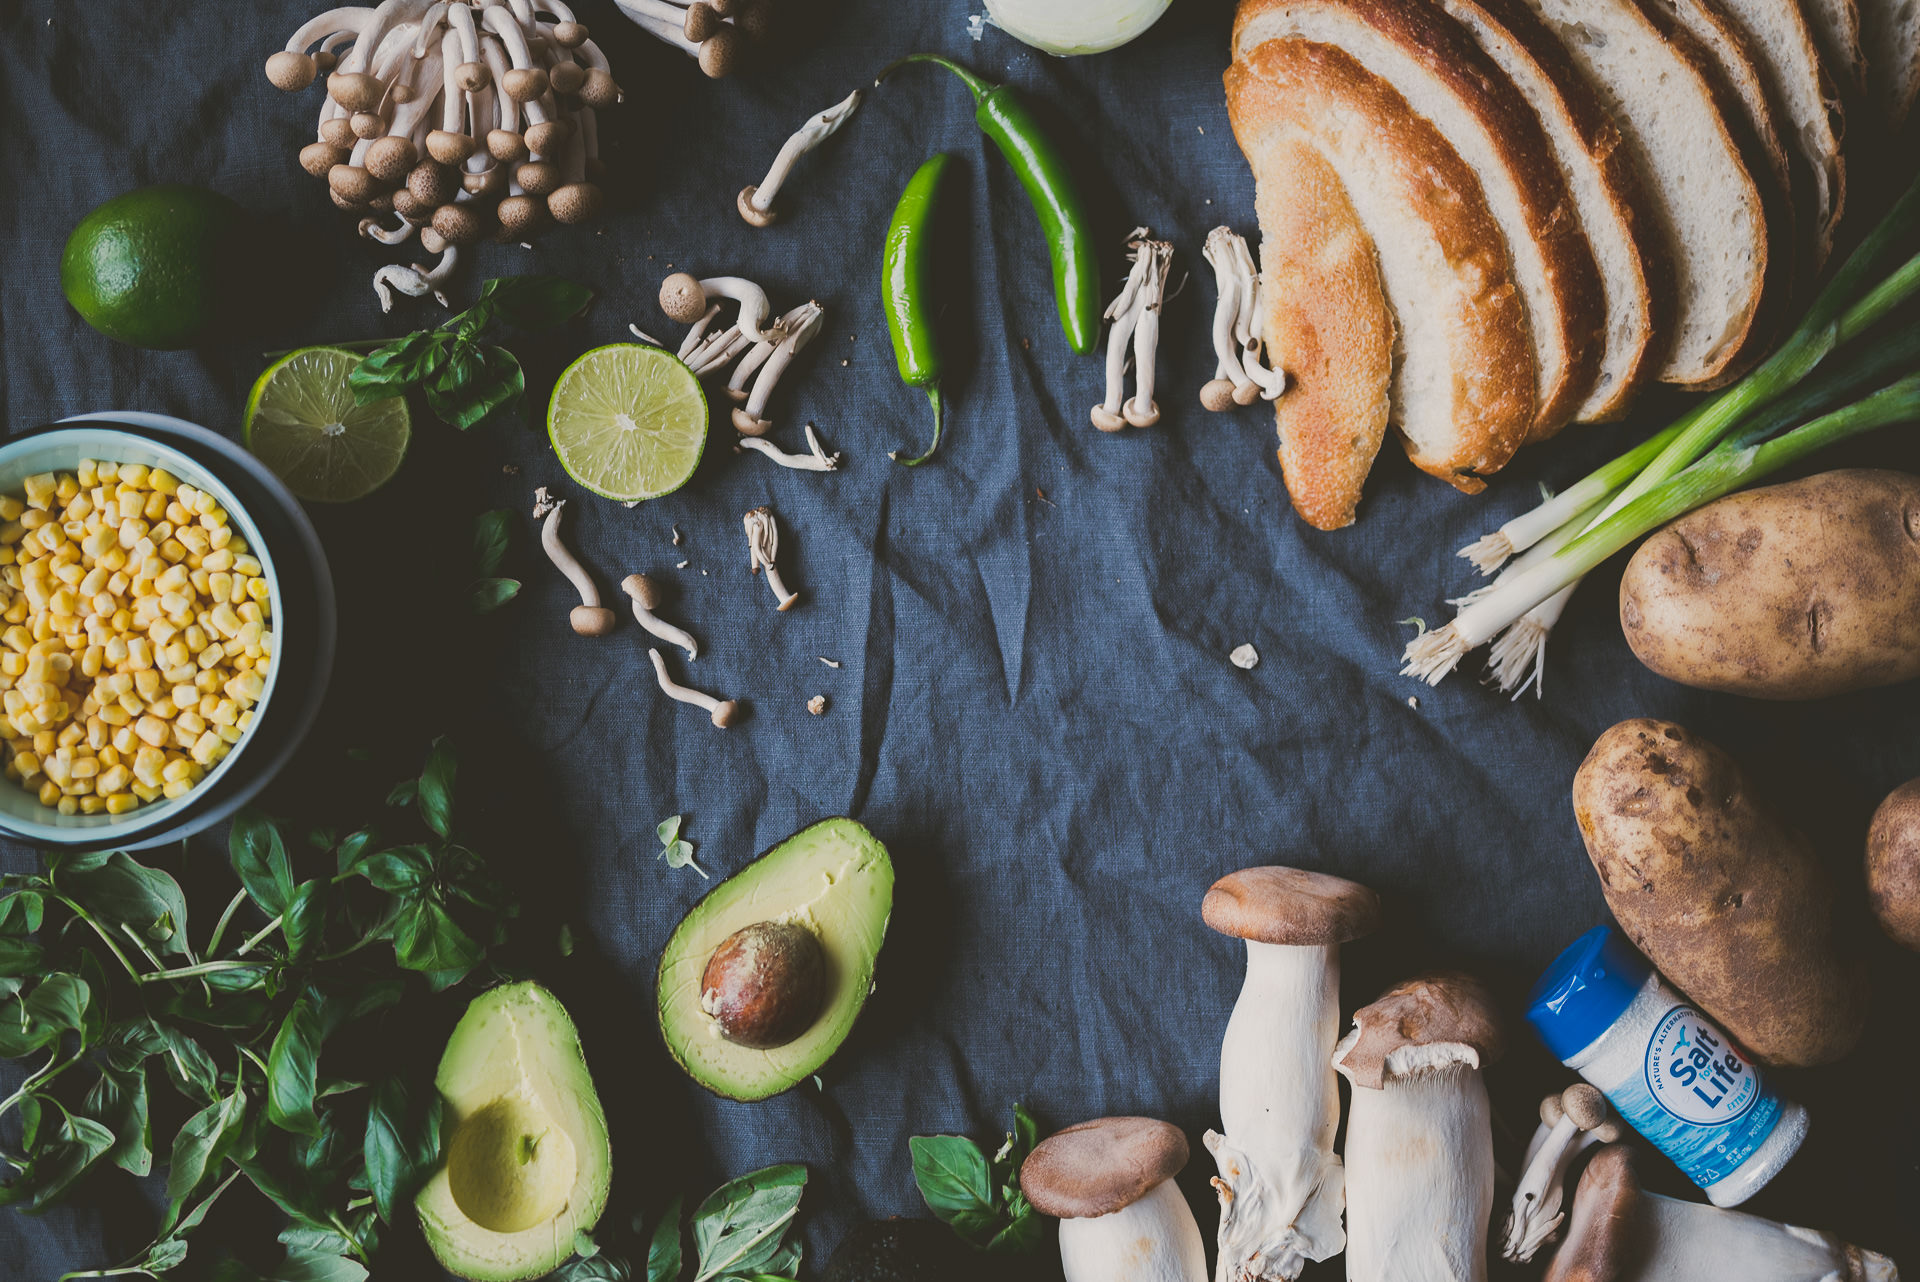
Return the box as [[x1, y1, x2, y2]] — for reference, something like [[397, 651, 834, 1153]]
[[431, 201, 488, 246], [1021, 1117, 1208, 1282], [738, 89, 861, 228], [622, 574, 698, 659], [648, 649, 738, 727], [1501, 1084, 1622, 1262], [1203, 866, 1380, 1282], [538, 500, 615, 636], [1334, 974, 1504, 1282]]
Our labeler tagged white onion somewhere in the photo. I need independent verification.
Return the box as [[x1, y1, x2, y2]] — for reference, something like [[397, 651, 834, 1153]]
[[981, 0, 1172, 54]]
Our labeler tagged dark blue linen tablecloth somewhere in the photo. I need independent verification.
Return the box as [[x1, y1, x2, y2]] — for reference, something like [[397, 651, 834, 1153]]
[[2, 0, 1917, 1276]]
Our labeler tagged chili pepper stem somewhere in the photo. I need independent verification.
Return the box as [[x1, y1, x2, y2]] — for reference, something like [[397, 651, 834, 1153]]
[[874, 53, 991, 103], [890, 386, 944, 466]]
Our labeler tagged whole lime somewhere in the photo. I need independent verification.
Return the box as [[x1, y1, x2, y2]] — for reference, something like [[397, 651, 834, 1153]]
[[60, 185, 248, 349]]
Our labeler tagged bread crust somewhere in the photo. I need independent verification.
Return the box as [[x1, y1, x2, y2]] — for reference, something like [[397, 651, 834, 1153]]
[[1439, 0, 1673, 421], [1254, 134, 1394, 530], [1227, 39, 1535, 490], [1651, 0, 1796, 201], [1235, 0, 1605, 440]]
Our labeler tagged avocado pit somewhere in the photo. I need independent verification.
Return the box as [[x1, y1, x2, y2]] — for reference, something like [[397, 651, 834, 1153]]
[[701, 920, 826, 1049]]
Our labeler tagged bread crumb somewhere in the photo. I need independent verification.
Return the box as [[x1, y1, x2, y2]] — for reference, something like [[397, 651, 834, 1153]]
[[807, 695, 828, 715], [1231, 644, 1259, 670]]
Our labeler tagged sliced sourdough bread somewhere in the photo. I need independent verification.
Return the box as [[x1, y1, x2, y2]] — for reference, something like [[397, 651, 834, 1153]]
[[1860, 0, 1920, 124], [1804, 0, 1869, 91], [1700, 0, 1848, 267], [1253, 135, 1395, 530], [1226, 39, 1536, 491], [1650, 0, 1796, 200], [1437, 0, 1672, 421], [1518, 0, 1793, 386], [1234, 0, 1604, 440]]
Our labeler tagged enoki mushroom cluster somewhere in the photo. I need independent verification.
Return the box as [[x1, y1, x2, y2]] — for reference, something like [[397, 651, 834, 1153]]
[[266, 0, 622, 306], [611, 0, 774, 78]]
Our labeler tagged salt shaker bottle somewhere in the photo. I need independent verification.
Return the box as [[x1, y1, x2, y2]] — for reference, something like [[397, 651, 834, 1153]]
[[1526, 925, 1807, 1207]]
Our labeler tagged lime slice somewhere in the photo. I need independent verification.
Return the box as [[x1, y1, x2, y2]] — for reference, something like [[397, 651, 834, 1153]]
[[547, 344, 707, 502], [245, 347, 411, 503]]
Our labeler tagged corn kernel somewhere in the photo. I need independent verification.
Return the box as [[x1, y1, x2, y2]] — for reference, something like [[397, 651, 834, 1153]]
[[163, 777, 193, 799], [69, 755, 97, 779], [110, 724, 137, 754], [103, 792, 137, 814], [98, 704, 129, 727], [14, 752, 39, 779], [190, 490, 216, 516], [56, 796, 78, 815], [133, 669, 162, 700], [134, 716, 169, 748], [0, 497, 23, 521], [22, 474, 56, 510], [32, 730, 54, 757], [189, 730, 224, 765], [131, 781, 161, 802], [36, 780, 59, 807], [57, 723, 84, 751], [132, 749, 165, 788]]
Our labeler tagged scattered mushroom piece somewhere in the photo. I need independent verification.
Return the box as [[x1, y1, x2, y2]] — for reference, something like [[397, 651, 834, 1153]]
[[1229, 643, 1259, 670], [612, 0, 750, 76], [531, 485, 559, 518], [737, 424, 840, 472], [1334, 973, 1504, 1282], [743, 506, 799, 611], [1502, 1084, 1621, 1263], [732, 301, 823, 436], [807, 694, 827, 715], [622, 573, 698, 659], [1091, 229, 1172, 431], [1204, 867, 1379, 1282], [1201, 226, 1260, 409], [1545, 1145, 1897, 1282], [738, 89, 862, 227], [1021, 1116, 1209, 1282], [539, 500, 615, 635], [649, 648, 738, 727], [659, 273, 772, 343]]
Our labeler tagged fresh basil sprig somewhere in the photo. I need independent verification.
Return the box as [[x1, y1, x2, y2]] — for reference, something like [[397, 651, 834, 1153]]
[[910, 1103, 1046, 1253], [348, 276, 593, 430], [549, 1167, 806, 1282], [471, 509, 521, 614], [0, 740, 514, 1279]]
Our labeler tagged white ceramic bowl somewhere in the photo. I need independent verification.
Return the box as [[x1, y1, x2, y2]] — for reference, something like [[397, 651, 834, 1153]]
[[0, 427, 283, 844]]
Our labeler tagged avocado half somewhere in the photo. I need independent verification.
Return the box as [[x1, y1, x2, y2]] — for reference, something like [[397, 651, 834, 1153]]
[[416, 982, 611, 1282], [657, 817, 894, 1101]]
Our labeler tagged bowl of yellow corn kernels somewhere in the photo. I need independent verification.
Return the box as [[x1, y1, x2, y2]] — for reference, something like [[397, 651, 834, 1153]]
[[0, 428, 283, 843]]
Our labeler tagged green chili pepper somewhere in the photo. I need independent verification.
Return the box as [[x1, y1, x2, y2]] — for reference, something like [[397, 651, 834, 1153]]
[[883, 152, 952, 466], [879, 54, 1102, 357]]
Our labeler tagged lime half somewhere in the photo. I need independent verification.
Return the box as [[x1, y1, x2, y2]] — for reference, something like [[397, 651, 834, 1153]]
[[245, 347, 411, 503], [547, 344, 707, 501]]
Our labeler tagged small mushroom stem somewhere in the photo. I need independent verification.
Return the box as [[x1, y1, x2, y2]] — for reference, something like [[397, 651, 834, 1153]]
[[1201, 227, 1258, 409], [739, 89, 863, 227], [622, 574, 698, 659], [411, 0, 450, 54], [1092, 244, 1149, 432], [1124, 231, 1172, 428], [360, 214, 416, 245], [726, 335, 778, 402], [649, 649, 738, 728], [1230, 235, 1285, 401], [540, 500, 616, 635], [731, 302, 822, 435], [668, 275, 772, 343], [676, 303, 723, 360], [688, 324, 750, 377], [743, 506, 799, 611], [1502, 1085, 1615, 1263], [738, 424, 840, 472]]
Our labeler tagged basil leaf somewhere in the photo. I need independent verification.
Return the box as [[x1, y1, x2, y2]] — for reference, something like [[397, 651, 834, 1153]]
[[154, 1023, 222, 1102], [910, 1136, 994, 1229], [432, 345, 524, 431], [105, 1017, 166, 1072], [231, 810, 296, 918], [144, 1238, 191, 1271], [84, 1063, 152, 1176], [385, 778, 418, 808], [393, 902, 482, 978], [0, 1111, 116, 1211], [266, 999, 324, 1136], [691, 1164, 807, 1282], [363, 1076, 441, 1223], [985, 1209, 1044, 1254], [353, 846, 433, 893], [471, 577, 521, 613], [315, 979, 404, 1040], [647, 1194, 684, 1282], [166, 1087, 246, 1218], [348, 330, 440, 403], [55, 851, 190, 954], [275, 1245, 372, 1282], [284, 880, 327, 962], [473, 509, 513, 576], [334, 828, 376, 877], [552, 1256, 630, 1282], [480, 275, 595, 330], [417, 738, 456, 839]]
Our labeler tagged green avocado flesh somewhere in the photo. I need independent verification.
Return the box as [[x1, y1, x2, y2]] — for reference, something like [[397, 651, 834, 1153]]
[[417, 982, 611, 1282], [658, 817, 894, 1101]]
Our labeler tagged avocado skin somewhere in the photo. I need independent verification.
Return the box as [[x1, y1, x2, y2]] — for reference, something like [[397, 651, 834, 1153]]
[[824, 1220, 966, 1282]]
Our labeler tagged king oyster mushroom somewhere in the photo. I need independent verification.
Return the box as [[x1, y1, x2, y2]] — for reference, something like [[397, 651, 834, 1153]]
[[1021, 1116, 1208, 1282], [1545, 1145, 1898, 1282], [1333, 973, 1504, 1282], [1202, 866, 1380, 1282]]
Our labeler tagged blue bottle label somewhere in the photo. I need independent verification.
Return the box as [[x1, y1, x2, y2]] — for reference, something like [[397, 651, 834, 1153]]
[[1606, 1005, 1781, 1189]]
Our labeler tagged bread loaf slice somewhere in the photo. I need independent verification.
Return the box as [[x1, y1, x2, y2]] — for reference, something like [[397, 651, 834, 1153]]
[[1701, 0, 1848, 267], [1804, 0, 1868, 91], [1860, 0, 1920, 124], [1235, 0, 1604, 440], [1254, 135, 1394, 530], [1437, 0, 1672, 422], [1650, 0, 1795, 200], [1226, 39, 1536, 490], [1518, 0, 1793, 386]]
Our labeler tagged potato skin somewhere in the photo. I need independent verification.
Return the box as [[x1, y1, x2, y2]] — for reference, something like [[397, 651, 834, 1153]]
[[1867, 778, 1920, 951], [1572, 718, 1867, 1066], [1619, 470, 1920, 699]]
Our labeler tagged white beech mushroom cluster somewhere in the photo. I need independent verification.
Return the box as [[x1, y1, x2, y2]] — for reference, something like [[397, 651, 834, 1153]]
[[1092, 228, 1174, 432], [610, 0, 773, 78], [1200, 226, 1285, 411], [266, 0, 622, 307], [656, 273, 829, 465]]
